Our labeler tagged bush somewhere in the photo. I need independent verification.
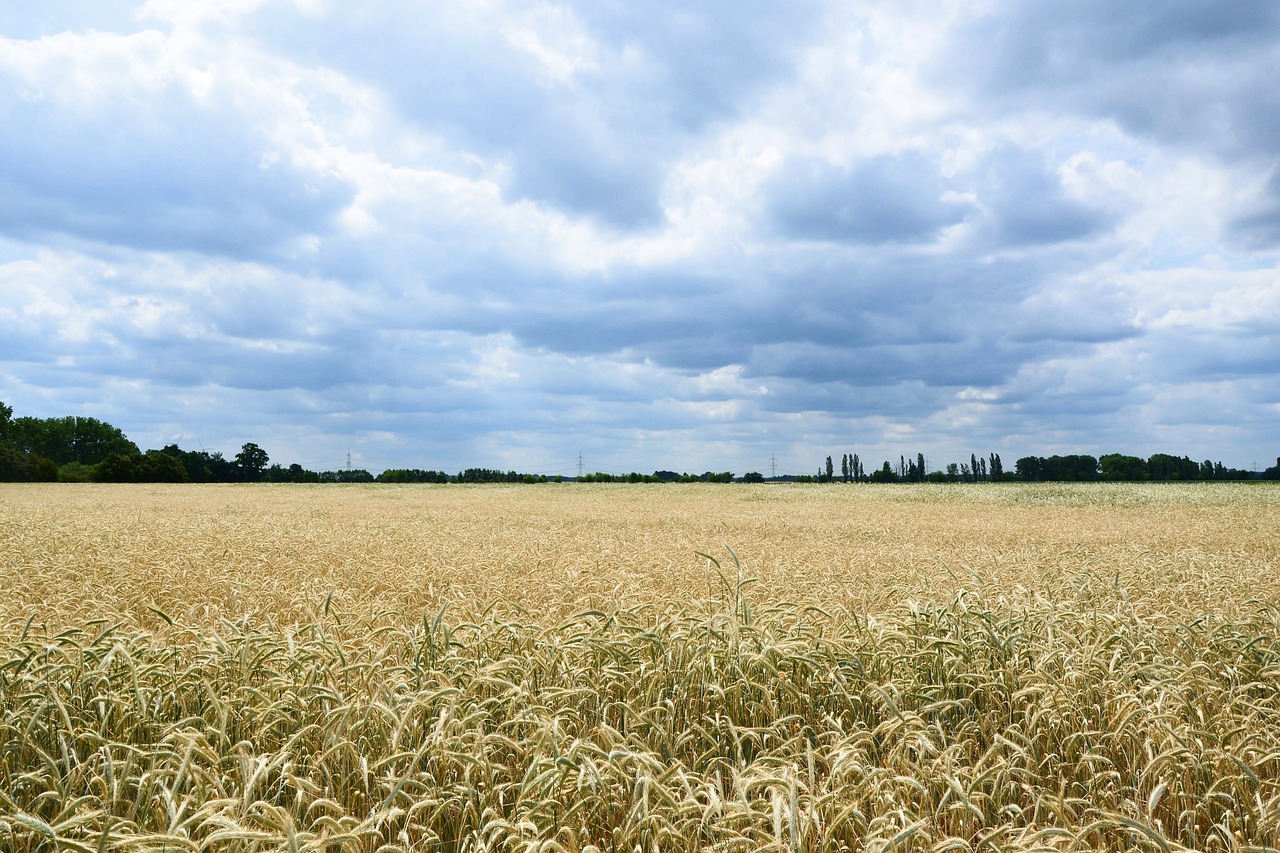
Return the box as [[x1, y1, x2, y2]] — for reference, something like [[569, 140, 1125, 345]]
[[58, 462, 98, 482], [0, 444, 57, 481]]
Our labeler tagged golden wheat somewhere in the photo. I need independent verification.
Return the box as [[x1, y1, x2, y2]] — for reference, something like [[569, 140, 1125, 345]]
[[1, 482, 1278, 851]]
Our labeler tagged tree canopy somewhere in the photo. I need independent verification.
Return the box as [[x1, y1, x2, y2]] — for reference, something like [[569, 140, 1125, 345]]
[[9, 415, 138, 466]]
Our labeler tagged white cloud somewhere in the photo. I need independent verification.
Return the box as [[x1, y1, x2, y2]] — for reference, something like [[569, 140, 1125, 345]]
[[1, 0, 1277, 472], [500, 2, 599, 86], [136, 0, 272, 30]]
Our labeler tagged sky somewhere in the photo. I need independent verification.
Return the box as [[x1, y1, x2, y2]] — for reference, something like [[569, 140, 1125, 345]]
[[2, 1, 1278, 476]]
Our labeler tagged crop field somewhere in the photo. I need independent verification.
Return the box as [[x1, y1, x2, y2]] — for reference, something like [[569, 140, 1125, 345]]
[[1, 482, 1279, 852]]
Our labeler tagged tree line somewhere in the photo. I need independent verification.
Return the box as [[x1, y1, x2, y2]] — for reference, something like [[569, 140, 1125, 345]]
[[0, 401, 353, 484], [813, 450, 1272, 482], [577, 471, 735, 483], [2, 400, 1277, 483]]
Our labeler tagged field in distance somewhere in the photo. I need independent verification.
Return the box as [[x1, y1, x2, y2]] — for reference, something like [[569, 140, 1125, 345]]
[[2, 482, 1279, 851], [2, 481, 1277, 630]]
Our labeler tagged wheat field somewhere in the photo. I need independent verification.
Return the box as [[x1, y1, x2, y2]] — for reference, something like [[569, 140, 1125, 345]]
[[1, 482, 1279, 851]]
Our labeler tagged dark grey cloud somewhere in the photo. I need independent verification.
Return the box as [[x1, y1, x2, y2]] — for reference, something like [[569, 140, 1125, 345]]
[[1230, 170, 1280, 250], [1147, 331, 1280, 383], [999, 379, 1139, 418], [943, 0, 1280, 131], [573, 0, 822, 129], [951, 2, 1280, 83], [764, 146, 1110, 250], [96, 341, 357, 393], [497, 268, 747, 359], [0, 78, 354, 259], [753, 377, 953, 422], [940, 1, 1280, 247], [971, 146, 1113, 246], [739, 250, 1047, 353], [245, 1, 820, 227], [749, 339, 1022, 389], [767, 152, 973, 244], [425, 231, 1135, 409]]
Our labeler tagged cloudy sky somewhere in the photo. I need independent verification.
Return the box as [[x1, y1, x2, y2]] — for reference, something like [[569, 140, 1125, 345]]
[[2, 1, 1278, 475]]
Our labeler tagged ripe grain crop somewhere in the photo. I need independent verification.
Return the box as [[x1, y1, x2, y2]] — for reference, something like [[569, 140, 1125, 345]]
[[1, 482, 1278, 851]]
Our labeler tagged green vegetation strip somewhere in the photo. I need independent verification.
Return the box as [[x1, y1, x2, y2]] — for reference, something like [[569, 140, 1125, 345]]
[[3, 599, 1280, 852]]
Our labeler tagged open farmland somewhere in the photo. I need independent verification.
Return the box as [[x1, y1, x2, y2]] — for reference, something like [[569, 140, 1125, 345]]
[[2, 482, 1279, 851]]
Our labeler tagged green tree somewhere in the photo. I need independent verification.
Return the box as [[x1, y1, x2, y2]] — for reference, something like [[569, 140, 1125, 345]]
[[11, 415, 138, 465], [0, 401, 57, 481], [160, 445, 213, 482], [57, 462, 97, 482], [319, 468, 375, 483], [265, 463, 322, 483], [0, 443, 57, 481], [1100, 453, 1148, 481], [95, 450, 188, 483], [868, 461, 897, 483], [1015, 456, 1041, 480], [379, 469, 450, 484], [989, 453, 1004, 481], [1147, 453, 1197, 481], [234, 442, 270, 481], [1017, 455, 1099, 481]]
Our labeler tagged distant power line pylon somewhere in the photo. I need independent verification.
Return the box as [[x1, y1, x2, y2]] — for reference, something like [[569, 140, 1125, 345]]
[[770, 455, 777, 478], [578, 452, 584, 479]]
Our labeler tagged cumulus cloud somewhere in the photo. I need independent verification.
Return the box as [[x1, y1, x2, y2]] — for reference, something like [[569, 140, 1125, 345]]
[[1, 0, 1277, 472], [940, 1, 1280, 250], [242, 1, 822, 227], [968, 145, 1113, 247], [0, 28, 354, 259]]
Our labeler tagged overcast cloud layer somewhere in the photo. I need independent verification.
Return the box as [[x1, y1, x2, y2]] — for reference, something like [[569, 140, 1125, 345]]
[[2, 1, 1277, 475]]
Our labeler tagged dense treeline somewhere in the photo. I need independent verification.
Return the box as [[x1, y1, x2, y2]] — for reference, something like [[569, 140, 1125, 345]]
[[2, 400, 1277, 483], [578, 470, 734, 483], [816, 450, 1268, 482], [1016, 452, 1257, 481]]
